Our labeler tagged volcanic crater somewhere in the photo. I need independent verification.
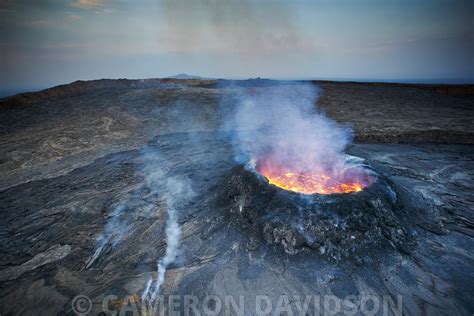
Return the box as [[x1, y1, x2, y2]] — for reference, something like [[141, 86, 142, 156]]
[[215, 156, 412, 258]]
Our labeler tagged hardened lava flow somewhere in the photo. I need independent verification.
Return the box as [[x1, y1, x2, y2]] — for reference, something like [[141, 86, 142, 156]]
[[214, 155, 413, 259]]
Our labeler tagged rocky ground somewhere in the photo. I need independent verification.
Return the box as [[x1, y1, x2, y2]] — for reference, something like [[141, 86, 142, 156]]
[[0, 79, 473, 315]]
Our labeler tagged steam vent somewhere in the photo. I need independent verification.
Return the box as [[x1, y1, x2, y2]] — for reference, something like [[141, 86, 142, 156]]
[[215, 157, 412, 258]]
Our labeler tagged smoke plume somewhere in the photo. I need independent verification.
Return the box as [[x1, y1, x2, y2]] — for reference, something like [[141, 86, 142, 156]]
[[140, 150, 195, 305], [226, 83, 354, 177], [84, 143, 195, 306], [85, 200, 137, 269]]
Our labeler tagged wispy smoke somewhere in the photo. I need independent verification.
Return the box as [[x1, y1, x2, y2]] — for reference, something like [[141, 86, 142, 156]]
[[83, 88, 200, 309], [85, 145, 195, 307], [85, 202, 134, 269], [158, 0, 313, 55], [140, 152, 195, 305], [226, 83, 353, 175]]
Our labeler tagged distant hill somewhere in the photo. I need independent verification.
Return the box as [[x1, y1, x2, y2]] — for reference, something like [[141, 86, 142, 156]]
[[167, 73, 212, 80]]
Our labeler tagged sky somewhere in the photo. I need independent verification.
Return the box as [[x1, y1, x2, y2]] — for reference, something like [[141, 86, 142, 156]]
[[0, 0, 473, 93]]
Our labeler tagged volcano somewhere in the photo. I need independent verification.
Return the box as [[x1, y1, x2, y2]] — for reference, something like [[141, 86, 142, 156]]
[[214, 156, 411, 257]]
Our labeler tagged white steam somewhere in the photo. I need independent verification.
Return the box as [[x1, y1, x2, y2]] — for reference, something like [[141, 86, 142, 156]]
[[141, 153, 195, 305], [85, 203, 132, 270], [84, 146, 195, 307], [227, 83, 353, 174]]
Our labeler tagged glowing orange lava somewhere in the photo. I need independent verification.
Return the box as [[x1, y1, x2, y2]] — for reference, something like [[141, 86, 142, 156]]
[[256, 156, 370, 195]]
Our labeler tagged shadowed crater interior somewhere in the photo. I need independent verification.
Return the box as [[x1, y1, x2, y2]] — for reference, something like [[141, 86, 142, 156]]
[[215, 156, 414, 259]]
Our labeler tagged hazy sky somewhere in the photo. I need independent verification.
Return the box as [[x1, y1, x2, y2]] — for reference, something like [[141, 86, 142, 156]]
[[1, 0, 473, 91]]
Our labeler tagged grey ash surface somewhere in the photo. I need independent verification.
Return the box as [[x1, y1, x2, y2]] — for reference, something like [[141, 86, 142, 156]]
[[0, 79, 473, 315]]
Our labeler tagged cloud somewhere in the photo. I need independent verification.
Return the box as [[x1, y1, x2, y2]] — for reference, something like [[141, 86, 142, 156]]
[[65, 12, 82, 20], [158, 0, 318, 55], [71, 0, 107, 9]]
